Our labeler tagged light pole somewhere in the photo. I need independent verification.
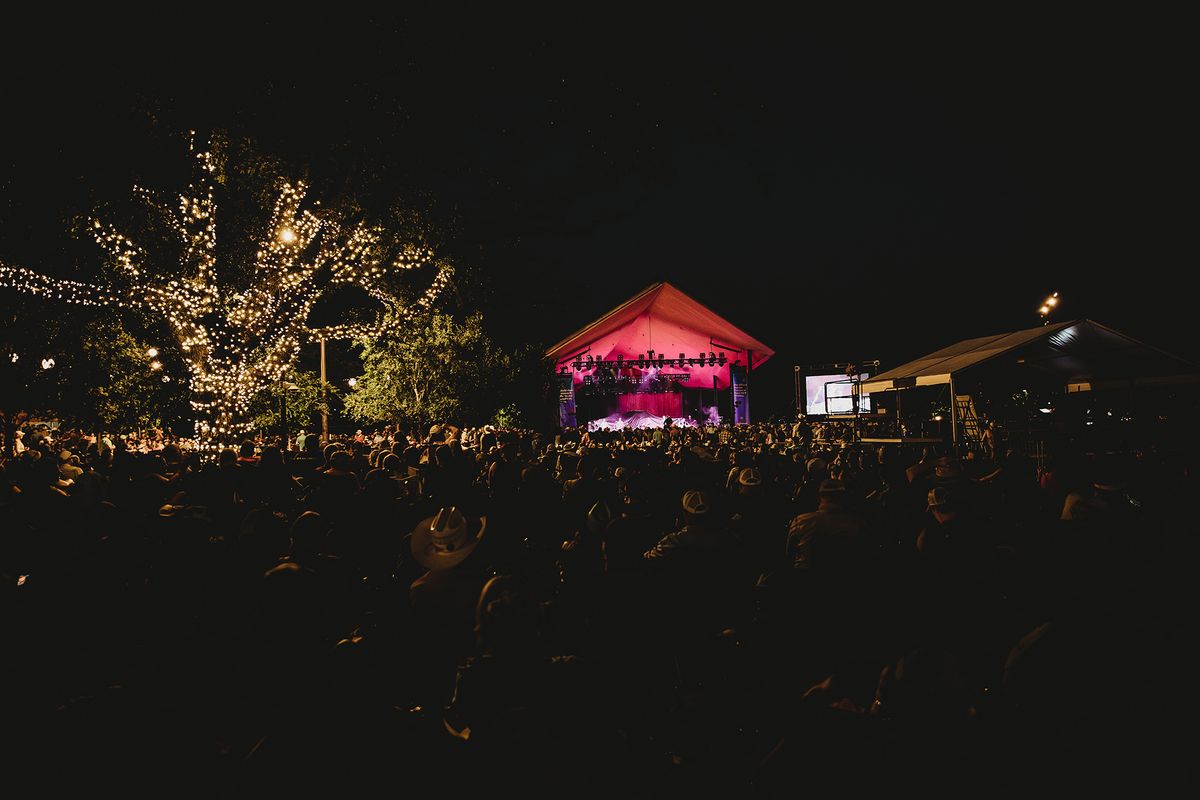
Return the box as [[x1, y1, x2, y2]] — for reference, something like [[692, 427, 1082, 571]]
[[280, 380, 299, 449], [319, 338, 329, 445]]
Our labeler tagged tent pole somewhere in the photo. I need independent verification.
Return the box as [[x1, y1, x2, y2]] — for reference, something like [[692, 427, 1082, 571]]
[[949, 375, 958, 453]]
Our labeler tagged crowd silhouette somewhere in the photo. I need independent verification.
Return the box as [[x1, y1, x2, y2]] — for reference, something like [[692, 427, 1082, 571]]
[[1, 419, 1195, 797]]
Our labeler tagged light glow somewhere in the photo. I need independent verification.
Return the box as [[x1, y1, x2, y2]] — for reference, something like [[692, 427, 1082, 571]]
[[0, 137, 453, 451]]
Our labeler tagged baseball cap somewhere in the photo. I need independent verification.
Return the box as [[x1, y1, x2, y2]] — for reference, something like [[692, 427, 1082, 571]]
[[681, 490, 710, 515], [926, 485, 953, 511]]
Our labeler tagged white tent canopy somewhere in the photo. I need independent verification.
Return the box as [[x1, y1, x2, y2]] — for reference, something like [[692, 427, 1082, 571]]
[[861, 319, 1198, 396]]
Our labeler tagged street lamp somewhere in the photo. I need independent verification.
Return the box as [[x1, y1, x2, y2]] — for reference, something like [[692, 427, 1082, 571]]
[[280, 380, 300, 449], [1037, 291, 1060, 323]]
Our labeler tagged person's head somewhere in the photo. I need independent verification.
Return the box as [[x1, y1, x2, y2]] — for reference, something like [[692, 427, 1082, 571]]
[[586, 501, 612, 535], [872, 647, 975, 739], [322, 443, 339, 466], [926, 485, 957, 522], [474, 574, 543, 654], [239, 440, 256, 459], [817, 478, 848, 508], [218, 448, 238, 468], [681, 489, 712, 526], [737, 466, 763, 497], [290, 510, 328, 562], [934, 456, 963, 480], [410, 506, 486, 571], [328, 450, 354, 473]]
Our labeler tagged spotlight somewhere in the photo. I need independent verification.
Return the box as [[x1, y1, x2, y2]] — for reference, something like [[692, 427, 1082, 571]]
[[9, 353, 17, 363], [708, 351, 716, 366], [279, 227, 296, 244], [41, 357, 55, 369]]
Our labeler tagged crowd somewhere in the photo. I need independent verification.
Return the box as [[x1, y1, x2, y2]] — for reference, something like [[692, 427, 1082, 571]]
[[1, 417, 1196, 797]]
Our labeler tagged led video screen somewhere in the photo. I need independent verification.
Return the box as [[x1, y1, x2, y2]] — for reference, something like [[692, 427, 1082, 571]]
[[805, 373, 871, 415]]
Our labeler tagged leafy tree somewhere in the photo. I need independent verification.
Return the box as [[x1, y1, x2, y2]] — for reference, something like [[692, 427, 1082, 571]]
[[344, 310, 518, 426], [247, 369, 337, 435], [0, 137, 453, 449]]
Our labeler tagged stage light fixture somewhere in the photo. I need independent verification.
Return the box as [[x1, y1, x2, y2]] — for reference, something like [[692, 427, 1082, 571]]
[[708, 351, 716, 366]]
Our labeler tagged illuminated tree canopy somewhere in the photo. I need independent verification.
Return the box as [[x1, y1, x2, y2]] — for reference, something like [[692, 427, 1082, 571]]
[[0, 138, 452, 447]]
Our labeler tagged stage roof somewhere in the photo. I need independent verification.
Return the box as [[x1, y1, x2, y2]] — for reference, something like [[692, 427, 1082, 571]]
[[546, 282, 774, 379], [861, 319, 1198, 394]]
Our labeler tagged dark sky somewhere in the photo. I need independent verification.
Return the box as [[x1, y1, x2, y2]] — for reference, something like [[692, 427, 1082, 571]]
[[1, 7, 1192, 417]]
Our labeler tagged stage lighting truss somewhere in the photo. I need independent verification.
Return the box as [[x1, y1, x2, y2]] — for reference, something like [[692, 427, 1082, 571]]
[[578, 372, 691, 396], [565, 352, 726, 373]]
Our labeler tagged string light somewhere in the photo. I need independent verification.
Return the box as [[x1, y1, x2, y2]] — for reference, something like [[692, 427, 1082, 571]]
[[0, 137, 453, 451]]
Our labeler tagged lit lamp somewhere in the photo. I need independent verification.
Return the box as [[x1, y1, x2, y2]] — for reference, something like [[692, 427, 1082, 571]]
[[1037, 291, 1060, 323], [279, 227, 297, 244]]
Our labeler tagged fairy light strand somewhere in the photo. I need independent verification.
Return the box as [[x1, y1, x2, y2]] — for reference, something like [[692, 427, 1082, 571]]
[[0, 138, 452, 451]]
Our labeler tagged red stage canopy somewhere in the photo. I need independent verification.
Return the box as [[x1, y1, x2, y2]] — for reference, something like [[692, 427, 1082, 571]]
[[546, 282, 774, 390]]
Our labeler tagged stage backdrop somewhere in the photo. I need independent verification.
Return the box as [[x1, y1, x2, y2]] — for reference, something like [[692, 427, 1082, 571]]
[[546, 282, 774, 425], [618, 391, 681, 418]]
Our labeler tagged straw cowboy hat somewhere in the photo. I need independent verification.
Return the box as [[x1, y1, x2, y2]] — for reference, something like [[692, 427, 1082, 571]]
[[410, 506, 486, 570]]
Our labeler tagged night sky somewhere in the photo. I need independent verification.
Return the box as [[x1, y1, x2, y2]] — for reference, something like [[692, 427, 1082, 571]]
[[1, 8, 1191, 418]]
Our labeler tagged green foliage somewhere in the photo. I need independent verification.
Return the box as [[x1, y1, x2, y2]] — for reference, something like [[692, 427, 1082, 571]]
[[344, 310, 531, 426], [248, 369, 336, 433]]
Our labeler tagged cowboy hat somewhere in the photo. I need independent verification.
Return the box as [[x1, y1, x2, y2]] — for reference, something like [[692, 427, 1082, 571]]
[[410, 506, 486, 570]]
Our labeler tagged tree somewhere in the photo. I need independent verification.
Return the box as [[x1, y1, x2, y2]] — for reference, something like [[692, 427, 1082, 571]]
[[344, 310, 516, 426], [0, 137, 453, 450], [247, 369, 336, 436]]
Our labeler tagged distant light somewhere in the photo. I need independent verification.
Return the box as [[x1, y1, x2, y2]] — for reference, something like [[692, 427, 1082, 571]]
[[279, 228, 297, 244], [146, 347, 159, 358], [150, 360, 162, 370], [1046, 297, 1058, 307], [9, 353, 17, 363], [162, 375, 171, 383], [347, 377, 357, 388], [1038, 305, 1050, 315], [933, 414, 943, 422], [1039, 407, 1053, 414], [41, 357, 55, 369]]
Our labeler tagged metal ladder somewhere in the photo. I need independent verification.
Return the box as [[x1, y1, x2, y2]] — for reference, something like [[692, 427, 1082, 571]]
[[954, 394, 981, 445]]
